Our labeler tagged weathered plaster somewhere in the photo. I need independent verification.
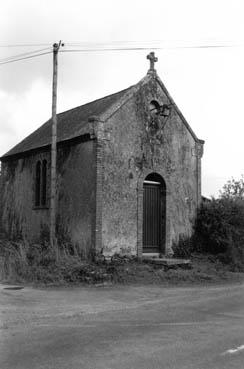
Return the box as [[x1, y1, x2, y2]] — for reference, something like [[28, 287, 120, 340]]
[[56, 140, 96, 256], [1, 140, 96, 256], [101, 76, 203, 256], [0, 73, 204, 259]]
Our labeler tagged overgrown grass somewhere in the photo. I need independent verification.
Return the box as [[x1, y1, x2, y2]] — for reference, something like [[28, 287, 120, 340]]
[[0, 239, 102, 284], [0, 239, 134, 284], [1, 196, 244, 284], [0, 238, 243, 286]]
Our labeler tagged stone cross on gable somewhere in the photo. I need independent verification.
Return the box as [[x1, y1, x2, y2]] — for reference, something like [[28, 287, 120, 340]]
[[147, 52, 158, 72]]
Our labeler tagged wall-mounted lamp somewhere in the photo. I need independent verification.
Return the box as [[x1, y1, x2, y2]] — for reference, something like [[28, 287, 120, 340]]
[[149, 101, 173, 118], [159, 104, 172, 117]]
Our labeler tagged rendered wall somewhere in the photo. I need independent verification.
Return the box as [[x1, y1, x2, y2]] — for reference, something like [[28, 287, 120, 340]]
[[1, 139, 96, 256], [101, 77, 203, 256]]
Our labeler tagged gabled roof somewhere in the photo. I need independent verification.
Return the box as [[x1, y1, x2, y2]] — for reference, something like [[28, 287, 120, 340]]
[[1, 71, 204, 159], [1, 85, 134, 158]]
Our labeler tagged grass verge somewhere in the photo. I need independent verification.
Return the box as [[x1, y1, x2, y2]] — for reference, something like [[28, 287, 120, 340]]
[[0, 239, 243, 286]]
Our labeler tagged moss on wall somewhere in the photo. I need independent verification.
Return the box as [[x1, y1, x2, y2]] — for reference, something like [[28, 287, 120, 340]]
[[102, 78, 201, 255], [1, 139, 96, 256]]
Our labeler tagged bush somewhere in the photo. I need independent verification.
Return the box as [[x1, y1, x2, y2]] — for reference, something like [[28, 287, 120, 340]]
[[172, 236, 193, 258], [193, 198, 244, 269]]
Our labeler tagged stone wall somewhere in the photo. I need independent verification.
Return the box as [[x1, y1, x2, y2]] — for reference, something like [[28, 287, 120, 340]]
[[1, 138, 96, 255], [56, 139, 96, 256], [101, 77, 203, 256], [0, 75, 203, 258]]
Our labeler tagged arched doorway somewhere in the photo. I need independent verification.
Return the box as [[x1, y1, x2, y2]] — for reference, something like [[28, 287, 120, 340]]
[[143, 173, 166, 253]]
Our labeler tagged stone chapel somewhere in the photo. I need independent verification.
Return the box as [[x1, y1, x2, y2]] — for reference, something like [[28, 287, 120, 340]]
[[0, 53, 204, 257]]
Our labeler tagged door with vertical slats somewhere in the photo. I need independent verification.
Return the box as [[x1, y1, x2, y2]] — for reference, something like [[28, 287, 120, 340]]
[[143, 182, 163, 252]]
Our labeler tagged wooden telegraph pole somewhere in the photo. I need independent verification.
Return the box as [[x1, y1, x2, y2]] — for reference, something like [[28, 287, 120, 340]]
[[50, 41, 64, 250]]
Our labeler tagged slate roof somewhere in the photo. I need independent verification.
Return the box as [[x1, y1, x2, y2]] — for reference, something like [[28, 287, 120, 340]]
[[2, 85, 133, 158]]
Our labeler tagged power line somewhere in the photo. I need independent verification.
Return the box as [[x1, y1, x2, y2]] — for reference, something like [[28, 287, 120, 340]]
[[0, 47, 52, 63], [0, 43, 52, 48], [60, 44, 240, 54], [61, 47, 164, 53], [65, 39, 244, 48], [177, 44, 242, 49], [1, 39, 243, 48], [0, 42, 243, 66], [0, 51, 52, 65]]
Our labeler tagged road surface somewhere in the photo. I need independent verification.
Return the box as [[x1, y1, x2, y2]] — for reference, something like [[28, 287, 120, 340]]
[[0, 282, 244, 368]]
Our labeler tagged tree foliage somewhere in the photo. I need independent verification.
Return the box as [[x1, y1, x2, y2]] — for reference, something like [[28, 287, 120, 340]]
[[220, 175, 244, 199]]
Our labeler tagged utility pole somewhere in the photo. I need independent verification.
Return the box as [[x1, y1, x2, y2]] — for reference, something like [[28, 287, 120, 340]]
[[50, 41, 64, 250]]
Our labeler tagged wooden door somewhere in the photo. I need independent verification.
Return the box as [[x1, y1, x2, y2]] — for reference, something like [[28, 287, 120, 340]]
[[143, 182, 165, 253]]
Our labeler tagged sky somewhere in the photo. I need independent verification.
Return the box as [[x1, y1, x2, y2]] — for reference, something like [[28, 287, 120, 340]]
[[1, 0, 244, 197]]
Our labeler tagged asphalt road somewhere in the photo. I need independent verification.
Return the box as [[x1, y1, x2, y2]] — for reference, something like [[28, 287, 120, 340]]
[[0, 282, 244, 369]]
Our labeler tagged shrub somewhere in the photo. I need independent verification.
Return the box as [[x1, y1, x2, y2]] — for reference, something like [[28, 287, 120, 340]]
[[193, 198, 244, 269], [172, 235, 193, 258]]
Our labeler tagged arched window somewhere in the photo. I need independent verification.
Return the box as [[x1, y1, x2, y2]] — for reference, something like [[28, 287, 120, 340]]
[[35, 161, 41, 206], [41, 160, 47, 206], [34, 159, 48, 207], [149, 100, 160, 116]]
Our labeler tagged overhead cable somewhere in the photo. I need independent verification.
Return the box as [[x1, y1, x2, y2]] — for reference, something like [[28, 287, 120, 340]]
[[0, 43, 52, 48], [0, 47, 52, 63], [60, 44, 240, 53], [0, 42, 243, 66], [0, 51, 52, 65]]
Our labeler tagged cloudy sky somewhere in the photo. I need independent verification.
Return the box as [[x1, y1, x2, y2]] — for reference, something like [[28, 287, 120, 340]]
[[1, 0, 244, 197]]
